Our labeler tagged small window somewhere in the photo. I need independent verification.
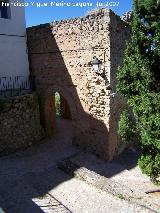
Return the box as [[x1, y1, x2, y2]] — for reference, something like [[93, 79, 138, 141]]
[[0, 0, 11, 19]]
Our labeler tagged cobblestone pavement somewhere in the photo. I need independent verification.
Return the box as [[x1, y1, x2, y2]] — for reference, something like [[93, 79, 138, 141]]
[[0, 119, 159, 213]]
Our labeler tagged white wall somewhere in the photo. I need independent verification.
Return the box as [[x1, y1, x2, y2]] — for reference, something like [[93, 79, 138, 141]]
[[0, 0, 29, 79]]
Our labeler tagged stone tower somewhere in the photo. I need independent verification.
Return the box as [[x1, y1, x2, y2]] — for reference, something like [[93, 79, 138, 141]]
[[27, 8, 130, 161]]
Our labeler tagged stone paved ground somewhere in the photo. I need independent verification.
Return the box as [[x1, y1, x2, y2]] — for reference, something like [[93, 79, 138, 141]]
[[0, 119, 160, 213], [58, 152, 160, 212]]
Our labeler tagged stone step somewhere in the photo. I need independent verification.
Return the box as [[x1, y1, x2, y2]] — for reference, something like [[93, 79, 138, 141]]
[[57, 152, 160, 213]]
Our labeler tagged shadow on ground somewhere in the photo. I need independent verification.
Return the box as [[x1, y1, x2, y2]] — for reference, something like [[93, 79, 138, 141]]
[[0, 119, 140, 213]]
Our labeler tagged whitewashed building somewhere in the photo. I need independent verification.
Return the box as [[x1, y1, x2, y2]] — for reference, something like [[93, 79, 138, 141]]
[[0, 0, 30, 94]]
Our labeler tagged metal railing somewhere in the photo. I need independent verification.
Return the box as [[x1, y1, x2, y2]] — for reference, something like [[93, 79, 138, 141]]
[[0, 75, 35, 98]]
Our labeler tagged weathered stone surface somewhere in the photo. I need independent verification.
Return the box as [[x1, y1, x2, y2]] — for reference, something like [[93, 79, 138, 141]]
[[0, 93, 44, 155], [121, 11, 133, 23], [27, 8, 131, 161]]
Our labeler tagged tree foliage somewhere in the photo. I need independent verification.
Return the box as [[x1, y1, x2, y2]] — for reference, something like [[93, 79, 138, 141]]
[[118, 110, 139, 144], [117, 0, 160, 183]]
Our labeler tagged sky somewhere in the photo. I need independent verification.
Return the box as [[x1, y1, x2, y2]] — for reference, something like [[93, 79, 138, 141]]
[[25, 0, 133, 27]]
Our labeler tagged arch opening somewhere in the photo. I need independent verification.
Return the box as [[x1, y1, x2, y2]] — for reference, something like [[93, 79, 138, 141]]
[[50, 91, 73, 143], [39, 89, 75, 140]]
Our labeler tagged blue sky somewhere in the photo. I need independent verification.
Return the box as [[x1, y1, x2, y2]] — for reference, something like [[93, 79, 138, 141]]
[[25, 0, 133, 27]]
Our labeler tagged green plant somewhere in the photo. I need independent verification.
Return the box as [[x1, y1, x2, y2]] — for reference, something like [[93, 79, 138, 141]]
[[138, 93, 160, 183], [117, 0, 160, 183], [117, 193, 125, 200], [118, 110, 138, 144], [55, 93, 61, 117]]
